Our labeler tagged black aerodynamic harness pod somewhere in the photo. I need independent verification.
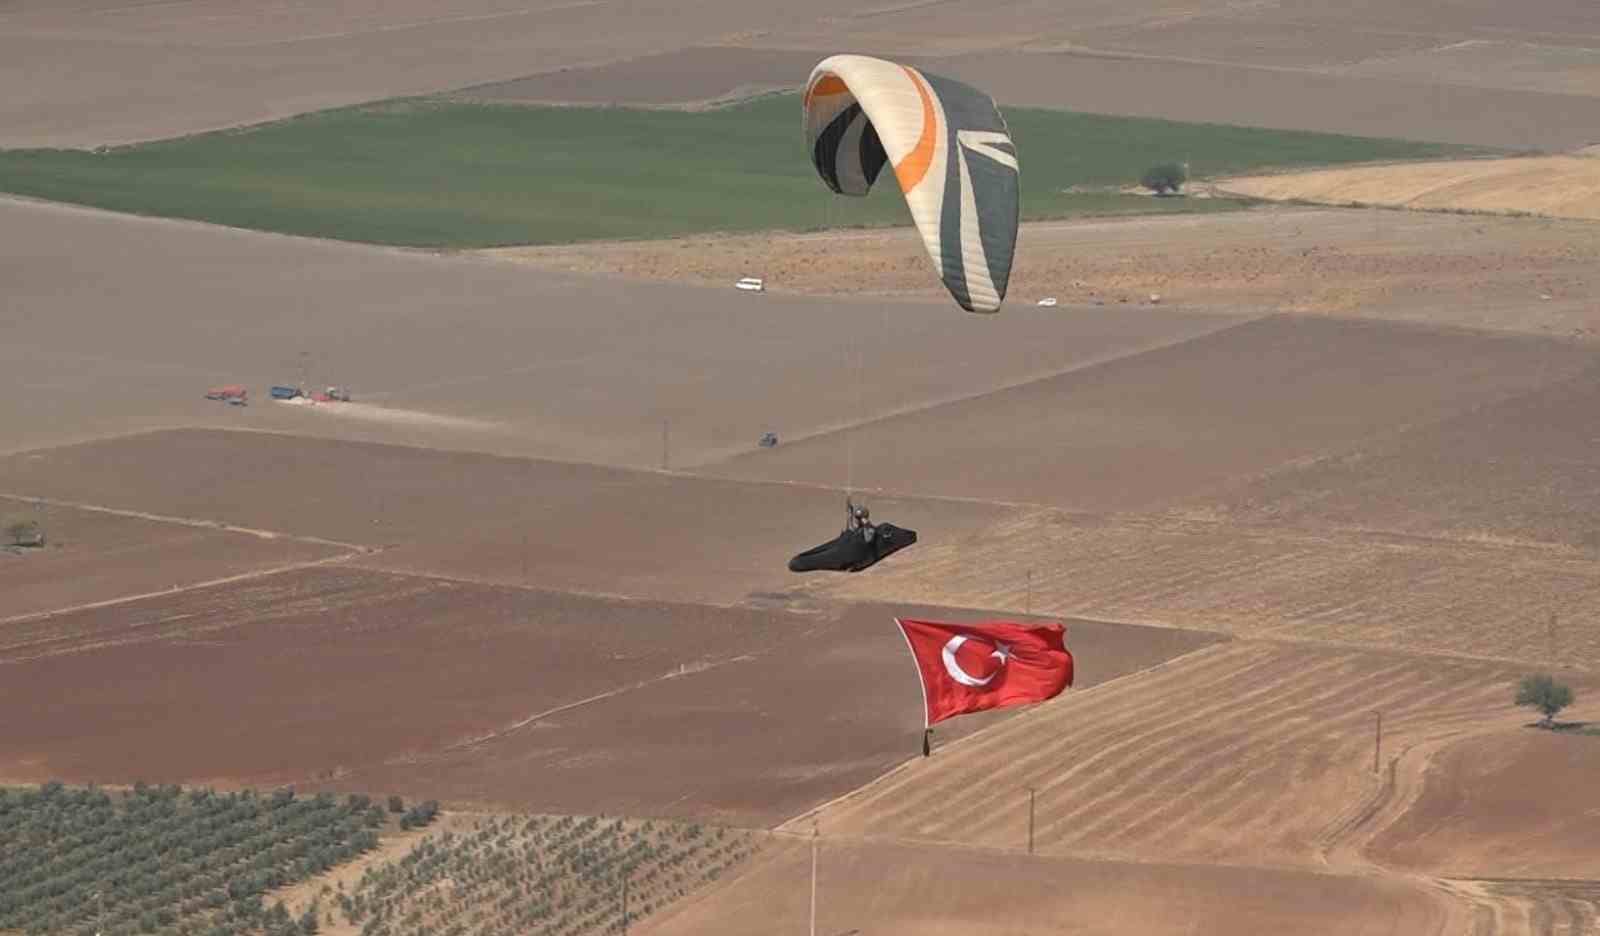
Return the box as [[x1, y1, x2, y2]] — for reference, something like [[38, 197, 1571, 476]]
[[788, 522, 918, 573]]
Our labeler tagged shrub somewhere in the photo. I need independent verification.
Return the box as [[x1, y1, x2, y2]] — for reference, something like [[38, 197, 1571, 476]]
[[1139, 162, 1187, 195]]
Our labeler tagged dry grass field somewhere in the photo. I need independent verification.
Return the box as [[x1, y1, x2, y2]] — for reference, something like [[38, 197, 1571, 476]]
[[494, 206, 1600, 336], [1223, 156, 1600, 221]]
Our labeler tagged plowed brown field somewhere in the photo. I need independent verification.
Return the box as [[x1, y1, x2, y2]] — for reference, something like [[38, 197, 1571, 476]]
[[0, 501, 346, 621], [1178, 363, 1600, 550], [0, 559, 1215, 825], [706, 315, 1593, 511], [0, 429, 1013, 606]]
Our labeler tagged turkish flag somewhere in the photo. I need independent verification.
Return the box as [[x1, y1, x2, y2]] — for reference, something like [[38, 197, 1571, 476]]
[[895, 618, 1073, 727]]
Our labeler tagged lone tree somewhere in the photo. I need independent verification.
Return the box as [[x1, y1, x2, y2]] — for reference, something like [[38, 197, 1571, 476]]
[[1516, 673, 1574, 728], [1140, 162, 1187, 196]]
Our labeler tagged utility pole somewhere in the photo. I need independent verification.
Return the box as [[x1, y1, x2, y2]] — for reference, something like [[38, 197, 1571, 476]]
[[1027, 787, 1036, 856], [661, 419, 670, 471], [1372, 710, 1382, 775], [522, 531, 529, 584], [1549, 611, 1557, 661], [809, 823, 819, 936]]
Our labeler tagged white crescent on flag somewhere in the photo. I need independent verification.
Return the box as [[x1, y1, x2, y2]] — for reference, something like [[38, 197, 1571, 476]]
[[941, 635, 1009, 687]]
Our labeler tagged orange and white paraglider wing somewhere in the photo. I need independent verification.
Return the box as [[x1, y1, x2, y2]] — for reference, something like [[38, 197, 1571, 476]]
[[803, 54, 1019, 314]]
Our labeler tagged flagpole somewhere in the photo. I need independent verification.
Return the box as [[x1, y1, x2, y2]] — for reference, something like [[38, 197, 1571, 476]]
[[894, 617, 933, 757], [809, 823, 819, 936], [1027, 787, 1036, 855]]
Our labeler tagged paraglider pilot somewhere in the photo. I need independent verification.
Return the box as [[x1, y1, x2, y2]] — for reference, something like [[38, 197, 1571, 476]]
[[788, 496, 915, 573], [847, 497, 876, 544]]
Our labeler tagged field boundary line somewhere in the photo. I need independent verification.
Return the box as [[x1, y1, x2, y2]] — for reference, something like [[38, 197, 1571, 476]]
[[0, 553, 362, 633], [682, 312, 1273, 471], [775, 639, 1241, 833], [0, 491, 372, 551], [437, 653, 762, 755]]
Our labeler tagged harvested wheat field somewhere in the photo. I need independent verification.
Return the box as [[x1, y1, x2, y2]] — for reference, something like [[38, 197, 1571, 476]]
[[1441, 877, 1600, 936], [793, 641, 1596, 867], [1223, 156, 1600, 221], [812, 510, 1600, 667]]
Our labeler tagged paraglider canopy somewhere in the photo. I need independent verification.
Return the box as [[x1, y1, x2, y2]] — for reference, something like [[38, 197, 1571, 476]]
[[803, 54, 1020, 314]]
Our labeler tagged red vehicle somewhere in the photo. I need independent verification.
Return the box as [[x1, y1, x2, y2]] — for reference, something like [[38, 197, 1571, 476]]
[[205, 384, 248, 402]]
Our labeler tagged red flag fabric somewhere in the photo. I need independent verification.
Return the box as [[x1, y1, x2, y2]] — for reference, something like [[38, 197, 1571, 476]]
[[895, 618, 1073, 727]]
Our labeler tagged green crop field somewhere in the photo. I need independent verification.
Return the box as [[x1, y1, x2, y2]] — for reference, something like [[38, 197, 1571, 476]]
[[0, 94, 1480, 247]]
